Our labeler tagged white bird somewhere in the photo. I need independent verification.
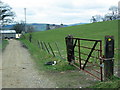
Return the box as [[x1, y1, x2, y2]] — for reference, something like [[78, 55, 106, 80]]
[[45, 61, 57, 65]]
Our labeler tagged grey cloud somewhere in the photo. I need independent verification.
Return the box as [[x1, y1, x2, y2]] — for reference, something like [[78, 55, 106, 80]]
[[12, 0, 119, 24], [27, 9, 36, 16]]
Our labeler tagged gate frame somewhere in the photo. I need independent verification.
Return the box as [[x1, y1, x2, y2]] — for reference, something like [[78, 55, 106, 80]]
[[65, 35, 103, 81]]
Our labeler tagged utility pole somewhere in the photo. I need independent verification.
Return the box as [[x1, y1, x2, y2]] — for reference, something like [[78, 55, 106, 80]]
[[24, 8, 27, 33]]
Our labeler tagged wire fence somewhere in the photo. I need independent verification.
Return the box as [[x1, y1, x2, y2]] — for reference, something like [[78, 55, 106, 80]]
[[24, 34, 67, 61]]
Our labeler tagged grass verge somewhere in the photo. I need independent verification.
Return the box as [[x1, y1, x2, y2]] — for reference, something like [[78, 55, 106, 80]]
[[0, 40, 9, 51], [88, 76, 120, 88], [20, 38, 75, 72]]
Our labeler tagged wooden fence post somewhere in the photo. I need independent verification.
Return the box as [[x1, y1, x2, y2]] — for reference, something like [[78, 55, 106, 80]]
[[65, 35, 75, 64], [29, 34, 32, 43], [40, 41, 44, 50], [43, 42, 50, 54], [55, 42, 62, 57], [104, 36, 114, 81], [48, 43, 55, 57], [38, 41, 40, 48]]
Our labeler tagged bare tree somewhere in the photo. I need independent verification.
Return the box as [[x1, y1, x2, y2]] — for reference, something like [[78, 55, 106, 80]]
[[109, 6, 118, 20], [90, 15, 102, 23], [12, 21, 35, 33], [0, 1, 15, 28], [104, 13, 113, 21], [90, 16, 97, 23], [95, 15, 102, 22], [90, 5, 120, 22], [27, 25, 34, 33], [109, 6, 118, 16], [11, 21, 25, 33]]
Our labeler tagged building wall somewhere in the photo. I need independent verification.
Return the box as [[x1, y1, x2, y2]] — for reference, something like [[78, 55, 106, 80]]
[[2, 33, 16, 39]]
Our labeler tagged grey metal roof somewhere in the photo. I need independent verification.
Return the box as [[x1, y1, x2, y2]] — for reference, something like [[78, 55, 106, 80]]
[[0, 30, 16, 34]]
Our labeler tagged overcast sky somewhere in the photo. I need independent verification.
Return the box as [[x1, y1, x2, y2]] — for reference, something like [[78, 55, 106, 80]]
[[2, 0, 120, 24]]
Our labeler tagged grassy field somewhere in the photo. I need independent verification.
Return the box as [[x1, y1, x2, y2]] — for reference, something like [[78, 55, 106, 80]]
[[0, 40, 9, 51], [21, 20, 119, 71], [20, 20, 119, 88], [23, 20, 118, 63], [31, 20, 118, 45]]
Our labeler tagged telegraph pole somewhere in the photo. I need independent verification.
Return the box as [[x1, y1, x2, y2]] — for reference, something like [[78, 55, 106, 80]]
[[24, 8, 27, 33]]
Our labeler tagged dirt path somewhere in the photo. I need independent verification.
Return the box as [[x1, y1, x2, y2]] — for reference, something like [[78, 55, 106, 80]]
[[2, 40, 56, 88]]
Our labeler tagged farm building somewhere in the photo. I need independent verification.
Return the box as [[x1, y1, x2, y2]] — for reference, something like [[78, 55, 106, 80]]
[[46, 24, 65, 30], [0, 30, 16, 39]]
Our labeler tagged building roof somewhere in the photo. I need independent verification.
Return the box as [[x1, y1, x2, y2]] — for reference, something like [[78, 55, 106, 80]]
[[0, 30, 16, 34]]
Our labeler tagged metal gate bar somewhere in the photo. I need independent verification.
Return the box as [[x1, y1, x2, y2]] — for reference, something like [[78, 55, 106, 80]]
[[82, 41, 98, 69], [71, 63, 101, 80], [67, 37, 103, 81]]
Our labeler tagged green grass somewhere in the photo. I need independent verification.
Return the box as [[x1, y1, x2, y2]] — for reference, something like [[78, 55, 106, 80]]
[[0, 40, 9, 51], [20, 38, 76, 72], [31, 20, 118, 44], [24, 20, 118, 63], [88, 76, 120, 88], [21, 20, 119, 70], [0, 41, 2, 49], [29, 20, 118, 50]]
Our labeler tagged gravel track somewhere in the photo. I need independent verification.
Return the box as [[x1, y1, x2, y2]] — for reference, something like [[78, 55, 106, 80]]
[[2, 40, 56, 88]]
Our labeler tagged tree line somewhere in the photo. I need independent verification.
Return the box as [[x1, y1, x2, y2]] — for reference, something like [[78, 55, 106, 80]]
[[91, 6, 120, 23]]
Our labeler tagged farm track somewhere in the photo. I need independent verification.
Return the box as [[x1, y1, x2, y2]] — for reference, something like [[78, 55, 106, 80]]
[[1, 39, 102, 88], [2, 40, 56, 88]]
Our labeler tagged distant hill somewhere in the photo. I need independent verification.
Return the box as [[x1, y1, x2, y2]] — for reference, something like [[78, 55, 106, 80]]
[[3, 23, 47, 31], [3, 23, 89, 31], [29, 23, 47, 31], [68, 23, 89, 26], [3, 25, 14, 30], [3, 23, 68, 32]]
